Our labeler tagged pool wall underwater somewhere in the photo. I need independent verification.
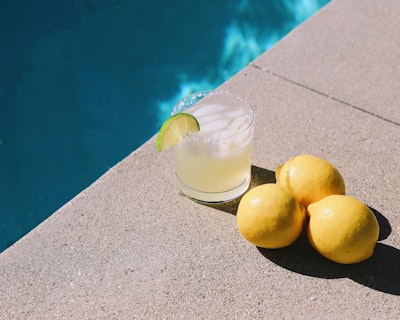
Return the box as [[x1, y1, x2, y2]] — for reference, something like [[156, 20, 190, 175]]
[[0, 0, 330, 252]]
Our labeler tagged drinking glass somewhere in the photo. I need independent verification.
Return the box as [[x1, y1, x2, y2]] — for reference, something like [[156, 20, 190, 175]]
[[172, 90, 255, 203]]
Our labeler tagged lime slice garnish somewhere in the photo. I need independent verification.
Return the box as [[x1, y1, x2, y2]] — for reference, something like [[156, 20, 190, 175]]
[[156, 113, 200, 152]]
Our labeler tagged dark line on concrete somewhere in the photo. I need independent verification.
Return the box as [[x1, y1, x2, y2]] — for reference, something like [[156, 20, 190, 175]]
[[250, 64, 400, 127], [271, 71, 331, 98], [329, 97, 400, 127]]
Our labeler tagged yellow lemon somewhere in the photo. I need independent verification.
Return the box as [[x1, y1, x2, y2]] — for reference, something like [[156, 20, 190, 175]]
[[237, 184, 306, 249], [307, 195, 379, 264], [276, 154, 345, 207]]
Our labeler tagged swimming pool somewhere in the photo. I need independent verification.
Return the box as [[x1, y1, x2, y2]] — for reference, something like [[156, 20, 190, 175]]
[[0, 0, 330, 252]]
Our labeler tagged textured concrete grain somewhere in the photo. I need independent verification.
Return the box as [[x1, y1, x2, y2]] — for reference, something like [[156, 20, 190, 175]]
[[1, 0, 399, 319]]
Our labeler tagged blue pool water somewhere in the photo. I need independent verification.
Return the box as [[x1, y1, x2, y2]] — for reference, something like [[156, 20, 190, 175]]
[[0, 0, 330, 252]]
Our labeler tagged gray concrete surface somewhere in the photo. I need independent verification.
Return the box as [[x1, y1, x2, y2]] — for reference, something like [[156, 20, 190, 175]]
[[1, 0, 399, 318]]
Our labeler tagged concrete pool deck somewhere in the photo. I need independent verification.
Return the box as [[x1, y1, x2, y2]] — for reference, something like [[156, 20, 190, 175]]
[[1, 0, 399, 318]]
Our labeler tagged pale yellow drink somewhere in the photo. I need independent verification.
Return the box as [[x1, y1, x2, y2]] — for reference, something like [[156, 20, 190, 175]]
[[173, 91, 254, 203]]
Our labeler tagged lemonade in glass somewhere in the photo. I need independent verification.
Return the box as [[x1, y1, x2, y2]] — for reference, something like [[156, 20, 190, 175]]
[[172, 90, 254, 203]]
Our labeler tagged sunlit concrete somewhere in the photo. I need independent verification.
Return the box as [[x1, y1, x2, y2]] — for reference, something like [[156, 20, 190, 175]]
[[1, 0, 399, 318]]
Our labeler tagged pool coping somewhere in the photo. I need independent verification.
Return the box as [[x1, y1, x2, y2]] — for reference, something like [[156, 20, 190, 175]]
[[1, 0, 400, 318]]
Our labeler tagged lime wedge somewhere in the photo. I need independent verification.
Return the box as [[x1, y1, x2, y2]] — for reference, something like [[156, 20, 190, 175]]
[[156, 113, 200, 152]]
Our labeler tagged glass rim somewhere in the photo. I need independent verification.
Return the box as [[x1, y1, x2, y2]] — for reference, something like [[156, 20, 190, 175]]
[[172, 90, 255, 143]]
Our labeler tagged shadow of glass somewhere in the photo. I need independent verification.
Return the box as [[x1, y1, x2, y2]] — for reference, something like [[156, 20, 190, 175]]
[[204, 165, 276, 215]]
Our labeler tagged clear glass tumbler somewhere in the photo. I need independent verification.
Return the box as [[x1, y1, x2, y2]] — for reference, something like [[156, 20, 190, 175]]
[[172, 90, 255, 203]]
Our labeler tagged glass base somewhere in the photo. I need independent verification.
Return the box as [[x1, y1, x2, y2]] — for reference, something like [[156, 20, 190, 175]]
[[176, 175, 251, 203]]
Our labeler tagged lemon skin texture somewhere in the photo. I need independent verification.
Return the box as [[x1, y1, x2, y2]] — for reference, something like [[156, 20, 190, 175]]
[[237, 184, 306, 249], [276, 154, 346, 207], [307, 195, 379, 264]]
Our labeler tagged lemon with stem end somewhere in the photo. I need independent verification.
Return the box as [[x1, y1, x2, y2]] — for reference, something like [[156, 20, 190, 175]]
[[237, 184, 306, 249], [276, 154, 345, 207], [307, 195, 379, 264]]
